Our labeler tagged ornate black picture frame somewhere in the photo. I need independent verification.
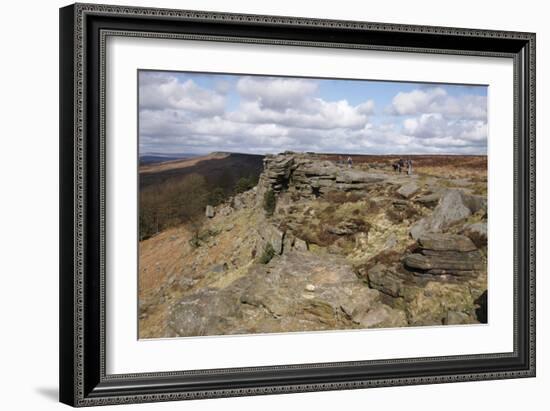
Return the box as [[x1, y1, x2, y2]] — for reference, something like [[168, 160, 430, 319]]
[[59, 3, 535, 407]]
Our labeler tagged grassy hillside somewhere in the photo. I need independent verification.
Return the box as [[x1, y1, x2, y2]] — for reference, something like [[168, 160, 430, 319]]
[[139, 152, 264, 240], [140, 152, 264, 188]]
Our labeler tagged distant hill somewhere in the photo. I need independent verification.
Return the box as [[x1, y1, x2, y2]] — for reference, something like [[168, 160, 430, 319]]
[[139, 153, 199, 166], [138, 152, 265, 240], [139, 152, 265, 189]]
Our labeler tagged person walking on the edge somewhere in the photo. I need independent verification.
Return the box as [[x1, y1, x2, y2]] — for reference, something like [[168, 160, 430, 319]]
[[407, 158, 413, 175], [347, 156, 353, 168]]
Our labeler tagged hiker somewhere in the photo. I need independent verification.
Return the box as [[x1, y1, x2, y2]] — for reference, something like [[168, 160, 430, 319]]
[[347, 156, 353, 168], [397, 158, 404, 173], [407, 158, 413, 175]]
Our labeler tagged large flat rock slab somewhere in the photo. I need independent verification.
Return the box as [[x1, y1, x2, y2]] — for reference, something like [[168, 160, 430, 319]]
[[417, 233, 478, 252], [404, 252, 484, 274], [169, 251, 407, 336]]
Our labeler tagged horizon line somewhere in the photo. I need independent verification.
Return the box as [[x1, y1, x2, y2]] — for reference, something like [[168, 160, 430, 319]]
[[139, 150, 488, 157]]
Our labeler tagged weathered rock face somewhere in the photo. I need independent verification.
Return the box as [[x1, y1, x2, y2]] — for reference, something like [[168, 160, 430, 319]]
[[231, 189, 257, 210], [417, 233, 478, 252], [253, 219, 311, 258], [414, 192, 442, 208], [261, 154, 297, 192], [360, 254, 483, 326], [366, 264, 405, 298], [257, 152, 386, 199], [397, 181, 420, 199], [352, 304, 407, 329], [461, 193, 487, 214], [404, 253, 483, 275], [169, 251, 407, 336], [404, 234, 484, 277], [410, 190, 471, 239], [462, 222, 487, 248], [293, 238, 309, 251], [282, 232, 309, 253], [257, 223, 285, 255]]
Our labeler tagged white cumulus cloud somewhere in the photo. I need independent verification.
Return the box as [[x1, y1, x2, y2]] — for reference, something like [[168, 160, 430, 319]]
[[391, 87, 486, 119], [236, 76, 318, 110], [139, 73, 226, 115], [139, 73, 487, 156]]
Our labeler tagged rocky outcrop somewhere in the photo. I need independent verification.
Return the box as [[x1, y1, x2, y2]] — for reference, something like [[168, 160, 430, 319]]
[[141, 152, 488, 338], [462, 222, 487, 248], [258, 152, 386, 199], [414, 192, 441, 207], [461, 193, 487, 214], [255, 220, 311, 257], [410, 190, 471, 239], [282, 232, 309, 253], [169, 251, 406, 336], [417, 233, 478, 252], [366, 264, 406, 298], [397, 181, 420, 199], [261, 154, 297, 192], [404, 233, 484, 277], [359, 239, 484, 326], [257, 223, 285, 255], [232, 189, 256, 210], [404, 281, 477, 326]]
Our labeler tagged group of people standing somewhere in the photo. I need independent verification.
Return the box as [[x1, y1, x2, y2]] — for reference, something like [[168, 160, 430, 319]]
[[393, 158, 414, 175], [335, 155, 413, 175], [337, 156, 354, 168]]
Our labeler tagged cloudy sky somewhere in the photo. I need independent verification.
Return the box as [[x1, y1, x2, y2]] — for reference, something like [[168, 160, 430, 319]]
[[138, 70, 487, 156]]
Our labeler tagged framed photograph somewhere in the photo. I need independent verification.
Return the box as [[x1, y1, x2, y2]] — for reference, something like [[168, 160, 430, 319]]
[[59, 3, 535, 407]]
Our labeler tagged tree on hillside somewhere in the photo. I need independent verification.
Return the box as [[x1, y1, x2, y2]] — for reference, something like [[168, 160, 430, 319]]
[[171, 174, 209, 246], [234, 175, 258, 194], [139, 173, 209, 242], [207, 186, 226, 206]]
